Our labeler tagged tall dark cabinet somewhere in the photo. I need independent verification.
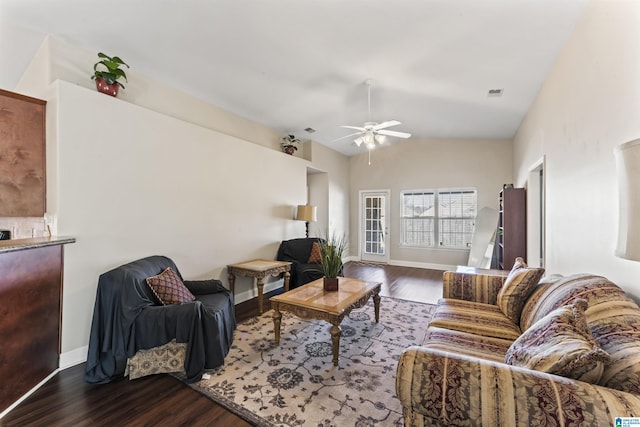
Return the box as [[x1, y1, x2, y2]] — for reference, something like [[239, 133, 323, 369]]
[[496, 187, 526, 270]]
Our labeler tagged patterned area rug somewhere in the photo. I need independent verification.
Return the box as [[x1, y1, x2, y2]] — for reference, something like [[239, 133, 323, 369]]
[[186, 297, 436, 427]]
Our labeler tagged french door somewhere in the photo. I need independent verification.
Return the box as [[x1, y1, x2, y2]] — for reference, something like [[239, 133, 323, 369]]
[[360, 190, 390, 263]]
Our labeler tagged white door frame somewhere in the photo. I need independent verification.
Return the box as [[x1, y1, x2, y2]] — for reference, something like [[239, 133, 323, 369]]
[[359, 190, 390, 263], [527, 156, 545, 268]]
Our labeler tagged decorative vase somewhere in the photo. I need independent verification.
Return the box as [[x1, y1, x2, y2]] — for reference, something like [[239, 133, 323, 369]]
[[323, 277, 339, 292], [282, 145, 296, 155], [95, 77, 119, 97]]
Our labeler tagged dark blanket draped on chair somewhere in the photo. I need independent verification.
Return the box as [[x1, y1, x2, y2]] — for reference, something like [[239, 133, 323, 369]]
[[84, 255, 235, 384], [277, 237, 325, 288]]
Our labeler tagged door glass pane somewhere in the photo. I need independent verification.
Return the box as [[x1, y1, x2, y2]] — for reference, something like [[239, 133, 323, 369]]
[[364, 196, 385, 255]]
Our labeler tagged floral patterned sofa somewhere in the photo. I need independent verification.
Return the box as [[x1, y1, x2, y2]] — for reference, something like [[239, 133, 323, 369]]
[[396, 260, 640, 426]]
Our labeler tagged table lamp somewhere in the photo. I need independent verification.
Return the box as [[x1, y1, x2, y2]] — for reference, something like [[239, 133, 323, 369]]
[[296, 205, 317, 238]]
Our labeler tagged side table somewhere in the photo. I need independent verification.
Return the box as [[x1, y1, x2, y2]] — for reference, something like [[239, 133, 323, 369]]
[[227, 260, 291, 314]]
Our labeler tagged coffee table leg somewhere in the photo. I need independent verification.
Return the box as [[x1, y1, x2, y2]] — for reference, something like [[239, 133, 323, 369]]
[[273, 305, 282, 345], [257, 277, 265, 314], [373, 293, 381, 323], [330, 323, 341, 366]]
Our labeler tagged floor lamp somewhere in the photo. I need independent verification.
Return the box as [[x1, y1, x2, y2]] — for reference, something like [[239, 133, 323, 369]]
[[296, 205, 317, 238]]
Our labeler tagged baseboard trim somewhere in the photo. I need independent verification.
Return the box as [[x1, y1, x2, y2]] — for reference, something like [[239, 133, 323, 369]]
[[60, 345, 88, 370], [347, 257, 455, 272], [0, 369, 59, 420], [234, 279, 284, 305], [388, 259, 456, 271]]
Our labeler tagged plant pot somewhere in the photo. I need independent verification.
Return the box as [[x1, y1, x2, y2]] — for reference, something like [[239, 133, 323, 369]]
[[323, 277, 339, 292], [95, 77, 119, 97], [282, 145, 296, 155]]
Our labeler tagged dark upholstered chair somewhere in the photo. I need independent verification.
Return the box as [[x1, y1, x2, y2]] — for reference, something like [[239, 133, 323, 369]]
[[277, 237, 325, 288], [84, 255, 235, 384]]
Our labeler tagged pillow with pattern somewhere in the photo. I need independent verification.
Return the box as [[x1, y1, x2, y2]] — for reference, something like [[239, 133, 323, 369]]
[[146, 267, 195, 305], [497, 257, 544, 324], [505, 299, 610, 384], [308, 241, 322, 263]]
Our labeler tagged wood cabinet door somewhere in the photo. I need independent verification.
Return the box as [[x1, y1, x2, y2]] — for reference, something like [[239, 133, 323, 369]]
[[0, 89, 46, 216]]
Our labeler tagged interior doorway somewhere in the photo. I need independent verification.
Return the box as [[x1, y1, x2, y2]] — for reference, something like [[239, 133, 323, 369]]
[[359, 190, 390, 263], [527, 158, 545, 268]]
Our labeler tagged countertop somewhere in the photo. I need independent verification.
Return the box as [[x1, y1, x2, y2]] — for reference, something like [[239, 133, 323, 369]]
[[0, 236, 76, 254]]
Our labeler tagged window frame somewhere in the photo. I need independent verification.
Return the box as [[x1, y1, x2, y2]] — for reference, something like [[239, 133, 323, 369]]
[[400, 187, 477, 250]]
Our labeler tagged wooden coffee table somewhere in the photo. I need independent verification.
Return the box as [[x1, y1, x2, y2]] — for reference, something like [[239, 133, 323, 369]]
[[270, 277, 381, 366]]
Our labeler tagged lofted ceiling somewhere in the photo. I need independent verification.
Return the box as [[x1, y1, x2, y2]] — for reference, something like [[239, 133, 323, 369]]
[[0, 0, 588, 156]]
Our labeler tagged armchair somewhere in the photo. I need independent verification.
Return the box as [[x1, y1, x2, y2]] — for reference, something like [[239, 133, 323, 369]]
[[84, 255, 235, 384], [276, 238, 325, 288]]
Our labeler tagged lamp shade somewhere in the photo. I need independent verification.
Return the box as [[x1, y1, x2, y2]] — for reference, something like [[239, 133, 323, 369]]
[[615, 138, 640, 261], [296, 205, 317, 222]]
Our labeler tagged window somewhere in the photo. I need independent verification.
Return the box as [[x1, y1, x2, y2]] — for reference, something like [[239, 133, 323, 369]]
[[401, 188, 477, 249]]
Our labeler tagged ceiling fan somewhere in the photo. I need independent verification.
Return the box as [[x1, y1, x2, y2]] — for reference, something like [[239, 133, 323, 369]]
[[338, 79, 411, 149]]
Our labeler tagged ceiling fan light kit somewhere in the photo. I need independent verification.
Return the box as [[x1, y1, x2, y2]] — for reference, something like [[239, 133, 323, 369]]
[[338, 79, 411, 151]]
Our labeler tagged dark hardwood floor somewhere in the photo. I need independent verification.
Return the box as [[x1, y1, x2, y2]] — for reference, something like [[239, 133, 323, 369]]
[[0, 262, 444, 427]]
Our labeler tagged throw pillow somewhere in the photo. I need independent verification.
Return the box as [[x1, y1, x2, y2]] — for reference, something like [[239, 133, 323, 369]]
[[497, 257, 544, 324], [505, 299, 610, 384], [146, 267, 195, 305], [308, 241, 322, 263]]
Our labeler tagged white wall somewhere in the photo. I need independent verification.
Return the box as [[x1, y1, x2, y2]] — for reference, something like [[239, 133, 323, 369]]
[[54, 80, 308, 354], [350, 138, 513, 269], [513, 0, 640, 297], [306, 141, 350, 241], [13, 37, 351, 363], [17, 36, 285, 152]]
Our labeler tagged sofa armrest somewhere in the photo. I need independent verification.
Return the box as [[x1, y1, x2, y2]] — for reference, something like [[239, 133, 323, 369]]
[[184, 279, 228, 295], [396, 346, 640, 427], [442, 270, 508, 304]]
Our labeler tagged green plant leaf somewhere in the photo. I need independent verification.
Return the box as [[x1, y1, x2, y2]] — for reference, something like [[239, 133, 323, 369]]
[[319, 232, 348, 278], [92, 52, 129, 88], [111, 56, 130, 68]]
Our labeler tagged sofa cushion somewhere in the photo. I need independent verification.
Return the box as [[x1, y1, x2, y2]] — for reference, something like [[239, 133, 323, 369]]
[[307, 241, 322, 263], [497, 257, 544, 325], [429, 298, 522, 341], [505, 299, 610, 384], [146, 267, 196, 305], [517, 273, 640, 394], [520, 273, 630, 331], [423, 326, 512, 362]]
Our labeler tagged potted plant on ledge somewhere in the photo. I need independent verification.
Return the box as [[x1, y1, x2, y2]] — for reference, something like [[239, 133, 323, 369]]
[[281, 134, 300, 155], [91, 52, 129, 97], [320, 232, 348, 292]]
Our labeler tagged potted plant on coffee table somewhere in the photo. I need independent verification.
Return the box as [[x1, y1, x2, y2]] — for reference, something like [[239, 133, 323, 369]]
[[91, 52, 129, 97], [281, 134, 300, 155], [319, 232, 347, 291]]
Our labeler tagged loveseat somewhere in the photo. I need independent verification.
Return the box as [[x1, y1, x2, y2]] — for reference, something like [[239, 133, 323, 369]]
[[85, 255, 236, 384], [396, 261, 640, 426], [276, 237, 325, 288]]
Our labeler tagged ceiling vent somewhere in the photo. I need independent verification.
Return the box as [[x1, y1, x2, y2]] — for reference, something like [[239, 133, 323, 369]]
[[304, 127, 316, 133], [488, 88, 504, 97]]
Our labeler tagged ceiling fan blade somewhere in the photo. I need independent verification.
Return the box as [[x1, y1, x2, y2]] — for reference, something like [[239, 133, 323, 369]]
[[372, 120, 401, 131], [340, 125, 366, 132], [377, 129, 412, 138], [332, 131, 364, 142]]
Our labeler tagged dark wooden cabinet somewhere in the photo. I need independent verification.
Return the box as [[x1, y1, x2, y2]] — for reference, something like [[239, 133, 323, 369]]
[[0, 237, 74, 414], [496, 187, 526, 270]]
